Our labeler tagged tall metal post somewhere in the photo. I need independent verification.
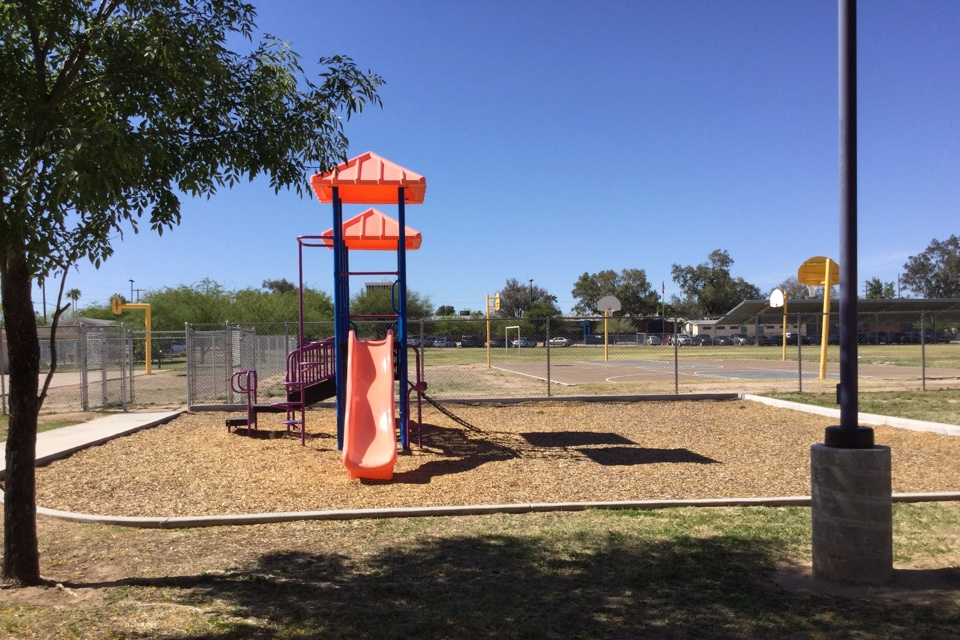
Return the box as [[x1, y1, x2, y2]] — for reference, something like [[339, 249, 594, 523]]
[[397, 187, 410, 450], [332, 188, 347, 449], [823, 0, 872, 447], [811, 0, 892, 587]]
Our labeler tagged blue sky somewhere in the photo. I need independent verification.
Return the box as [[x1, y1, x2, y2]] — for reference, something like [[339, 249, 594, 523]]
[[39, 0, 960, 317]]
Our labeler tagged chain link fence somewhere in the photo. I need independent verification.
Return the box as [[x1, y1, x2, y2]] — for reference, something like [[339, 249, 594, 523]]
[[3, 309, 958, 415]]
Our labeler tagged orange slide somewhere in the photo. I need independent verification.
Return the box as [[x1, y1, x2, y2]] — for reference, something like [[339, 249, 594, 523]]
[[342, 329, 398, 480]]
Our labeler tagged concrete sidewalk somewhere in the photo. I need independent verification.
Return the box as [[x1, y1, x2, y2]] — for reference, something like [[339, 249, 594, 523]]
[[0, 410, 185, 480]]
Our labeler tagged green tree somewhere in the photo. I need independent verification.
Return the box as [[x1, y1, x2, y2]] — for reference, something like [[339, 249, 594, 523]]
[[864, 277, 896, 300], [0, 1, 381, 584], [436, 305, 455, 316], [262, 278, 297, 295], [901, 235, 960, 298], [570, 268, 658, 316], [144, 279, 232, 330], [496, 278, 557, 319], [772, 276, 816, 300], [351, 288, 432, 319], [671, 250, 762, 316]]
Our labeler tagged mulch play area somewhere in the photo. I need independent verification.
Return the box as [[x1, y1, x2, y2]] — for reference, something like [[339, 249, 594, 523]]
[[34, 399, 960, 518]]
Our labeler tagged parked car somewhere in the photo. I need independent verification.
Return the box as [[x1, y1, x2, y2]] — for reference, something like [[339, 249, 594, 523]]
[[431, 337, 452, 348], [168, 341, 187, 355], [489, 337, 506, 348], [784, 332, 812, 345], [693, 335, 714, 346], [730, 334, 755, 346], [757, 334, 775, 346], [547, 336, 572, 347], [460, 335, 484, 348], [512, 338, 538, 348], [646, 335, 662, 346], [674, 334, 693, 346]]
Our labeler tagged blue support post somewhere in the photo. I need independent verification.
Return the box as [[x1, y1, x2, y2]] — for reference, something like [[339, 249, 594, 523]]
[[332, 189, 348, 450], [397, 187, 410, 450]]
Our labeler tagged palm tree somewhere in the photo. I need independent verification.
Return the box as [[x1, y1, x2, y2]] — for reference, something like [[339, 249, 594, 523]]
[[65, 289, 81, 317]]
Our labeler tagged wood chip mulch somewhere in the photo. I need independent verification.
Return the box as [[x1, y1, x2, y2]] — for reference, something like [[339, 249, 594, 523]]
[[33, 400, 960, 518]]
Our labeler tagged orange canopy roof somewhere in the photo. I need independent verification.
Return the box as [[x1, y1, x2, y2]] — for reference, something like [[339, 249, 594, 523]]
[[310, 151, 426, 205], [321, 208, 422, 251]]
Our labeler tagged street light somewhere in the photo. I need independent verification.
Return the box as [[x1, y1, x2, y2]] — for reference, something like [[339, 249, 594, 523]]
[[129, 279, 134, 302]]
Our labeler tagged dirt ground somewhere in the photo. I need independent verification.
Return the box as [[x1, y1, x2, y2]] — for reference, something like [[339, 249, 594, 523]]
[[33, 399, 960, 518]]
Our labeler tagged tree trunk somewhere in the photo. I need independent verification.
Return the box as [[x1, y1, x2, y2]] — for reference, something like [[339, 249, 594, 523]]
[[1, 255, 41, 585]]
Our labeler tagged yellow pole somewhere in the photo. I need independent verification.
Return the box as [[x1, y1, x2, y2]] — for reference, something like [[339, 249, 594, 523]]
[[485, 294, 491, 368], [819, 260, 832, 379], [781, 296, 788, 362], [604, 310, 609, 362], [112, 297, 153, 374]]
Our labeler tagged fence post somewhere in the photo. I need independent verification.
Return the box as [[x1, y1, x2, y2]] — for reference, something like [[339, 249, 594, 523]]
[[99, 328, 108, 408], [119, 324, 127, 411], [79, 323, 88, 410], [921, 310, 926, 391], [546, 316, 551, 397], [796, 311, 803, 393], [185, 322, 193, 407], [225, 321, 234, 404]]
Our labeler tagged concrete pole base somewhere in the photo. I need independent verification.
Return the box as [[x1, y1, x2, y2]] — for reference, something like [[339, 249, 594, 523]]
[[811, 443, 893, 586]]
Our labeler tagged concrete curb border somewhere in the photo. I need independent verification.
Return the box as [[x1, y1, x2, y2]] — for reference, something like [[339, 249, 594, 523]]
[[742, 394, 960, 436], [29, 493, 960, 529]]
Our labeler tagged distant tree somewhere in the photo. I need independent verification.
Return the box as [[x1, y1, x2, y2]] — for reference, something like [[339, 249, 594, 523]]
[[145, 279, 233, 330], [524, 300, 564, 337], [496, 278, 558, 319], [772, 276, 816, 300], [901, 235, 960, 298], [570, 269, 658, 316], [864, 278, 896, 300], [351, 288, 432, 319], [65, 289, 81, 317], [436, 305, 455, 316], [602, 317, 637, 335], [262, 279, 297, 295], [671, 250, 762, 316], [1, 1, 382, 584]]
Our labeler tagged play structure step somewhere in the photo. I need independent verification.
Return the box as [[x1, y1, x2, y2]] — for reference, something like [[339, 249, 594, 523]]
[[226, 415, 248, 428]]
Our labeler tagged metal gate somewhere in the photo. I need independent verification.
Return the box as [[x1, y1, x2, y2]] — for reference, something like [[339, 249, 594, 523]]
[[80, 324, 133, 410]]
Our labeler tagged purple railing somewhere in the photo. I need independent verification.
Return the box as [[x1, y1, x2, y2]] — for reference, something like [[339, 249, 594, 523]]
[[230, 369, 258, 431], [286, 337, 336, 388]]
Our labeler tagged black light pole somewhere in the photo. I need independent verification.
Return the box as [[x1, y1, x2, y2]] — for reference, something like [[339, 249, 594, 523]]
[[129, 279, 134, 302], [826, 0, 872, 448]]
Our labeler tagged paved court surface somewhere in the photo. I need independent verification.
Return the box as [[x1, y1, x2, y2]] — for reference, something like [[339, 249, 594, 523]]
[[492, 356, 956, 387]]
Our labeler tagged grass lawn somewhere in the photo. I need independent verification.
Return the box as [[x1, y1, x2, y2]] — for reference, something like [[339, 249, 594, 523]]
[[1, 503, 958, 638], [0, 412, 106, 442], [762, 389, 960, 425]]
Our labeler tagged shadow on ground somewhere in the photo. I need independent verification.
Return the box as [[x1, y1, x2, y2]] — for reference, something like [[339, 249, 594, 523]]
[[391, 423, 519, 483], [57, 525, 960, 639]]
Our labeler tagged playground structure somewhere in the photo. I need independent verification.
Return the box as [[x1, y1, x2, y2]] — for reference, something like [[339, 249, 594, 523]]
[[227, 152, 427, 480]]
